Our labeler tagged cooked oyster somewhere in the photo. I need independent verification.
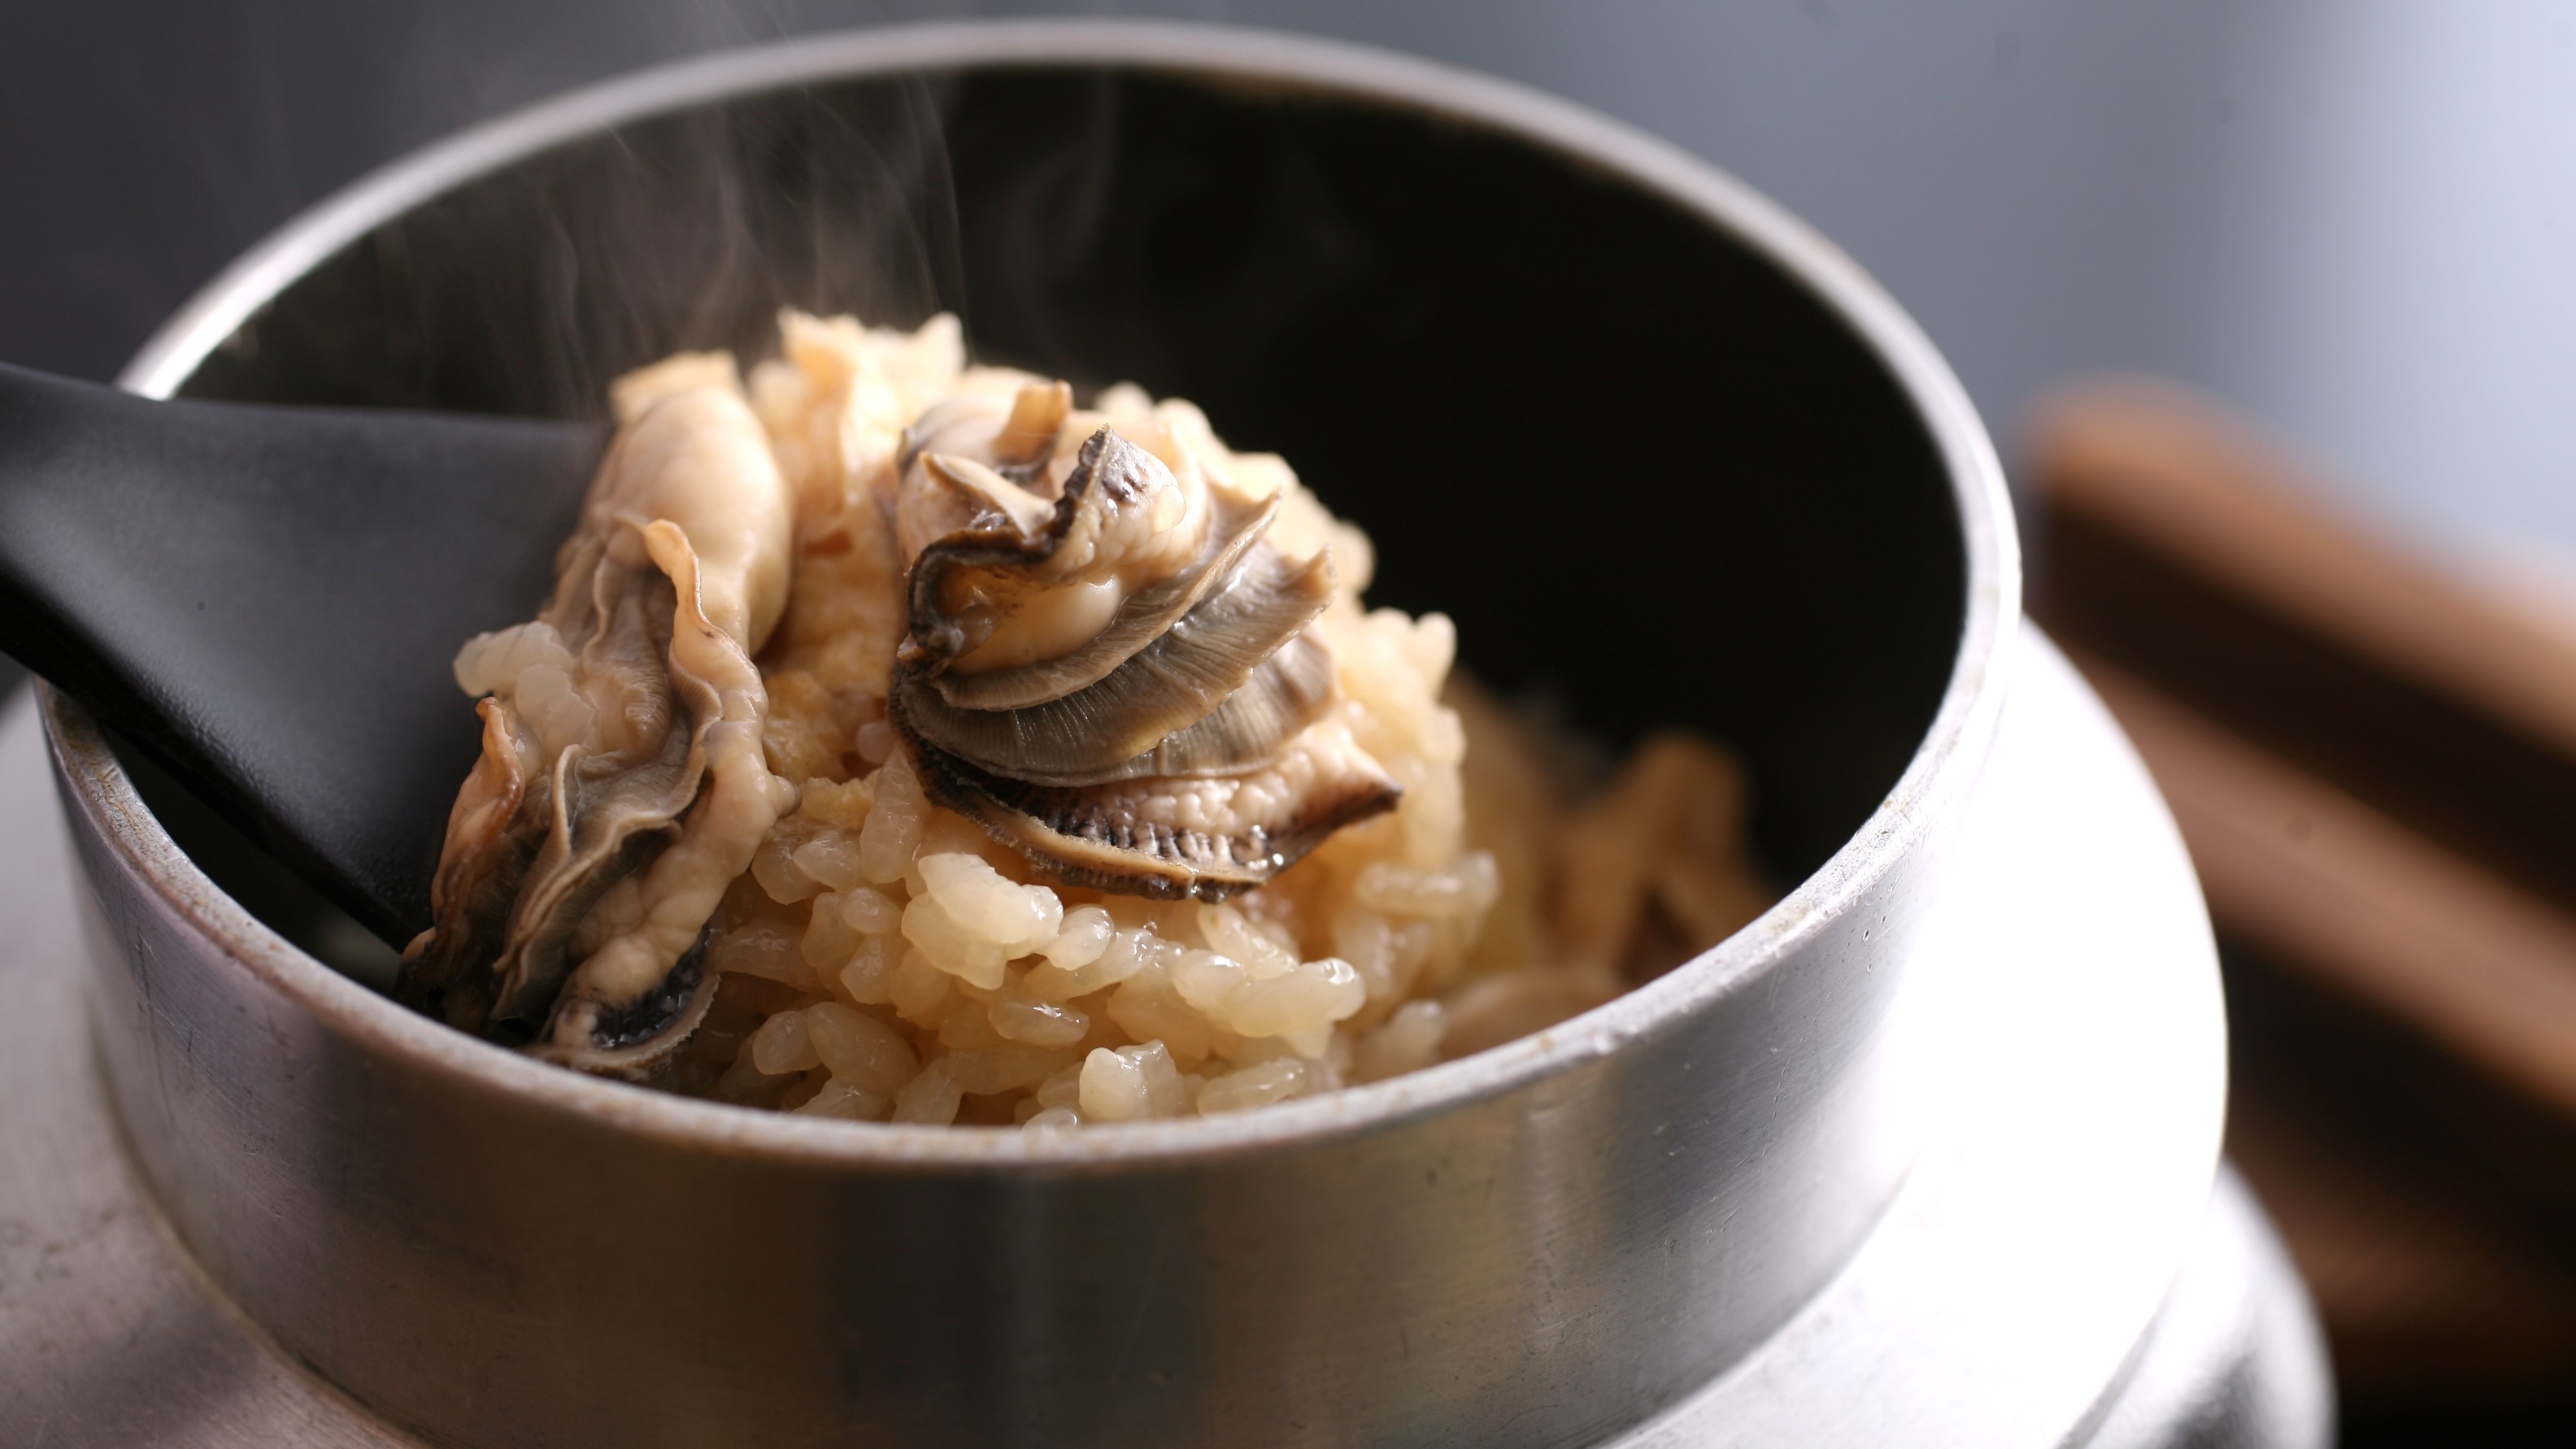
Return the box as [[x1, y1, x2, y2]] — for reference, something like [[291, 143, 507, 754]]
[[886, 387, 1399, 897], [398, 368, 795, 1073], [910, 718, 1403, 899]]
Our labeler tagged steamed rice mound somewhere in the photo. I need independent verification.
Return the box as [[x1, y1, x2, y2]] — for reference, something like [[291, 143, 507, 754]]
[[616, 312, 1769, 1126]]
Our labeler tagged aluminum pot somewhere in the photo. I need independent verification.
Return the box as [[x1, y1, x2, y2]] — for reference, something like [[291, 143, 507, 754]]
[[43, 21, 2014, 1449]]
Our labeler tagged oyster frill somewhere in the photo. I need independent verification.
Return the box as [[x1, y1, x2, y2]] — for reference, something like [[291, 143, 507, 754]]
[[397, 367, 795, 1073], [888, 384, 1400, 899]]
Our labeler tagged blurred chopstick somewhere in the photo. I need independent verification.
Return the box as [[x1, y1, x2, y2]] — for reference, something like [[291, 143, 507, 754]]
[[2035, 379, 2576, 755], [2079, 653, 2576, 1118], [2032, 379, 2576, 922]]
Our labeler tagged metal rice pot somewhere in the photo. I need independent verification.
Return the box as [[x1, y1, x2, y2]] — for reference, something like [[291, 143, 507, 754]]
[[45, 24, 2012, 1449]]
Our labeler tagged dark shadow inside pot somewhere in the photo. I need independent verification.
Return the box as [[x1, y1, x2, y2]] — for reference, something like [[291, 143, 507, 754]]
[[140, 64, 1962, 978]]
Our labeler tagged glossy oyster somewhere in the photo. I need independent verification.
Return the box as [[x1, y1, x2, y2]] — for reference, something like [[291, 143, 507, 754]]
[[398, 361, 795, 1073], [886, 383, 1400, 898]]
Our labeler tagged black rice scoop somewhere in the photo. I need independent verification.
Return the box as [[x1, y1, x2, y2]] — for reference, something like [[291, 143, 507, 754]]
[[0, 362, 607, 946]]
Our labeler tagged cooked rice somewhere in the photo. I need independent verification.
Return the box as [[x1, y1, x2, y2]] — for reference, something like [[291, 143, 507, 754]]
[[601, 312, 1772, 1125]]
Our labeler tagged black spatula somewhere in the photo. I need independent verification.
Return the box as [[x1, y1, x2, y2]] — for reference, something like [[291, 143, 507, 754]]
[[0, 362, 607, 946]]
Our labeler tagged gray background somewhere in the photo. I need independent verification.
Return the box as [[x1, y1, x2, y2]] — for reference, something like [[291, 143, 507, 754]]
[[4, 0, 2573, 698]]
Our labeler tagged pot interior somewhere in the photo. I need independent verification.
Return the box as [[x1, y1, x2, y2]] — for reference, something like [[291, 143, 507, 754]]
[[138, 63, 1964, 977]]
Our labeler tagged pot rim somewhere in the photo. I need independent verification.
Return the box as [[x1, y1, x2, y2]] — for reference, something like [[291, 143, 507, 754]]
[[59, 16, 2019, 1172]]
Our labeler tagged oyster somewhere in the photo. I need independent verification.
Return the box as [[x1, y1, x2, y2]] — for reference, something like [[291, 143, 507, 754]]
[[398, 366, 795, 1073], [887, 385, 1399, 898]]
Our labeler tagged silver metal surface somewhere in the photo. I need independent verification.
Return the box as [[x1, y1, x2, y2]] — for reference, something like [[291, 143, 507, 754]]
[[33, 23, 2021, 1449], [4, 639, 2322, 1445], [1607, 632, 2226, 1445], [2085, 1170, 2335, 1449]]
